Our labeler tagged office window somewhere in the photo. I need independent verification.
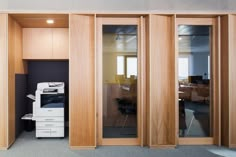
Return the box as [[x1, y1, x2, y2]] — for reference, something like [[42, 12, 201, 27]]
[[126, 57, 137, 78], [178, 57, 189, 79], [116, 56, 137, 78], [117, 56, 124, 75]]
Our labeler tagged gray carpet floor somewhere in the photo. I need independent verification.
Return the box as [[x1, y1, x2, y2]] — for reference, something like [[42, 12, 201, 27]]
[[180, 101, 210, 137], [0, 131, 236, 157]]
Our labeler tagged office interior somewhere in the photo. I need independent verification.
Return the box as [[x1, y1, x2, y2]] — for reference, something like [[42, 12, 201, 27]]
[[0, 13, 236, 150]]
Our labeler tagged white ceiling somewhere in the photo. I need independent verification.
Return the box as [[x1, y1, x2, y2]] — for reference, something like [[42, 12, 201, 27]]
[[103, 34, 137, 53], [1, 0, 236, 11]]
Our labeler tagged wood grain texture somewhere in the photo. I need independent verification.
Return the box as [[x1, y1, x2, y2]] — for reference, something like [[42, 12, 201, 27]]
[[229, 15, 236, 147], [10, 14, 69, 28], [69, 14, 95, 147], [176, 18, 215, 25], [220, 15, 229, 147], [23, 28, 69, 59], [212, 17, 221, 146], [146, 15, 150, 147], [14, 20, 27, 74], [0, 14, 8, 149], [148, 15, 176, 146], [101, 138, 140, 145], [8, 15, 16, 147], [52, 28, 69, 59], [179, 137, 214, 145], [8, 15, 27, 74], [23, 28, 53, 59], [140, 16, 147, 146]]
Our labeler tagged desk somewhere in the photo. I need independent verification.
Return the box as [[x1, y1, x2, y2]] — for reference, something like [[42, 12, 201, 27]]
[[179, 84, 209, 102]]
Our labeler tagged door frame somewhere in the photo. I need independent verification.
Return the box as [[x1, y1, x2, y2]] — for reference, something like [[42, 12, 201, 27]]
[[175, 17, 221, 145], [96, 17, 146, 146]]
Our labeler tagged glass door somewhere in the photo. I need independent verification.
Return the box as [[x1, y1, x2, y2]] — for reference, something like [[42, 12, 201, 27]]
[[176, 18, 220, 144], [97, 17, 142, 145], [178, 25, 212, 138], [103, 25, 138, 139]]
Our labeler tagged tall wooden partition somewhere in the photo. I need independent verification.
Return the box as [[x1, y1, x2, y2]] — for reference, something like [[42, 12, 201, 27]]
[[7, 15, 28, 148], [221, 14, 236, 148], [0, 14, 8, 149], [69, 14, 96, 148], [147, 15, 176, 148]]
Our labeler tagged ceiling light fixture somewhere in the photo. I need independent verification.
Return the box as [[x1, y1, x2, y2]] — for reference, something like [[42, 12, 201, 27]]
[[46, 19, 54, 24], [178, 37, 182, 40]]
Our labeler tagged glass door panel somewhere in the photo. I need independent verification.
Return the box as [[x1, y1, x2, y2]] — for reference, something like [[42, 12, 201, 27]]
[[178, 25, 212, 137], [102, 25, 138, 138]]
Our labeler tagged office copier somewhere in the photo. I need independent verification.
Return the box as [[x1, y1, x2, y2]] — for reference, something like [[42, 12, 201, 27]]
[[23, 82, 65, 138]]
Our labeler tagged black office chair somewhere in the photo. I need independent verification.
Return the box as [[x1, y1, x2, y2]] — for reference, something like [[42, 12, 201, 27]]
[[179, 99, 187, 136], [115, 98, 136, 128]]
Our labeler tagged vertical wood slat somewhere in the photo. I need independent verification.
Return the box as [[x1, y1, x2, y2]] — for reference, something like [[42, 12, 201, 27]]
[[229, 14, 236, 148], [0, 14, 8, 149], [220, 14, 236, 148], [220, 15, 229, 147], [8, 15, 16, 148], [212, 17, 221, 146], [148, 15, 176, 147], [69, 14, 95, 148]]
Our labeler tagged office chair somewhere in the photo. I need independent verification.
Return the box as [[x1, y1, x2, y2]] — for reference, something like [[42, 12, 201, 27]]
[[115, 80, 137, 129], [116, 98, 136, 128], [179, 99, 187, 136]]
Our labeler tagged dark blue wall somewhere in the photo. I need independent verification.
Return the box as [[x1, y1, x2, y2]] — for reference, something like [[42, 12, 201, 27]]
[[27, 61, 69, 121], [15, 74, 28, 138], [15, 61, 69, 137]]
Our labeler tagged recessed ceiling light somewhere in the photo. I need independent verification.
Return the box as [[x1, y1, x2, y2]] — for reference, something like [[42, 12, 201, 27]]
[[178, 37, 182, 40], [46, 19, 54, 24]]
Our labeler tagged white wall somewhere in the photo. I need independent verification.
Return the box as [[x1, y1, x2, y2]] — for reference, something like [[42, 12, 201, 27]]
[[190, 53, 209, 79], [1, 0, 236, 12]]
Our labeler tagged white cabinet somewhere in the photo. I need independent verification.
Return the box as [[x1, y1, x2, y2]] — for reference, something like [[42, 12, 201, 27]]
[[35, 117, 64, 138]]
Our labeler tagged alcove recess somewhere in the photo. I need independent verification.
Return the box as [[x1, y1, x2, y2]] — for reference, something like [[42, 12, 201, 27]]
[[7, 14, 69, 146]]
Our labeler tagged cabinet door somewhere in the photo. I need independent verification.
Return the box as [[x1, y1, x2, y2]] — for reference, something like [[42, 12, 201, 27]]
[[52, 28, 69, 59], [23, 28, 53, 59]]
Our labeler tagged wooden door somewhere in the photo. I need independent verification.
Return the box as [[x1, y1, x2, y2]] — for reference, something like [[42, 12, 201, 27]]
[[96, 17, 146, 146], [176, 17, 220, 145]]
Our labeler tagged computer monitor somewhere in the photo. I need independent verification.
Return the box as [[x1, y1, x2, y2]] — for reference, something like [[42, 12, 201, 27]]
[[188, 75, 203, 84]]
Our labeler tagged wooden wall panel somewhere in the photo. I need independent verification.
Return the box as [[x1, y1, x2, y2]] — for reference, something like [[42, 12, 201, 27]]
[[229, 15, 236, 147], [148, 15, 176, 147], [14, 21, 27, 74], [220, 15, 229, 147], [212, 17, 221, 146], [23, 28, 53, 59], [0, 14, 8, 149], [7, 15, 27, 149], [52, 28, 69, 59], [146, 15, 150, 147], [8, 15, 16, 147], [69, 14, 95, 148], [221, 14, 236, 148]]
